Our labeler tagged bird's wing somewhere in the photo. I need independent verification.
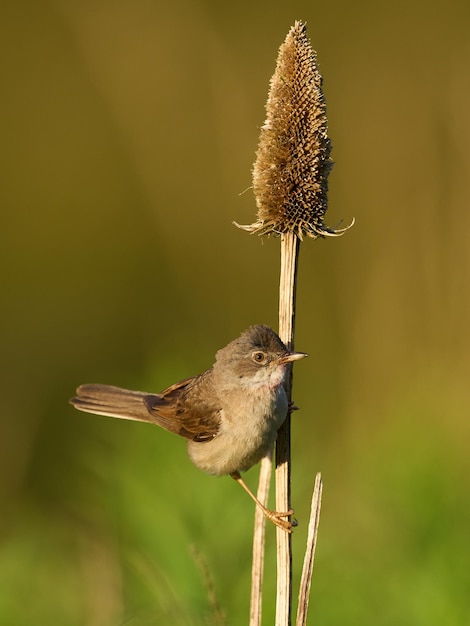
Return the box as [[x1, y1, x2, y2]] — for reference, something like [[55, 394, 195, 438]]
[[143, 371, 222, 442]]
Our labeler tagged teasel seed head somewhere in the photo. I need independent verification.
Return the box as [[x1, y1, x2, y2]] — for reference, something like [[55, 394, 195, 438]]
[[236, 21, 353, 239]]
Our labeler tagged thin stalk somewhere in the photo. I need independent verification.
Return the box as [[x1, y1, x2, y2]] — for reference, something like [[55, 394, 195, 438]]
[[296, 473, 323, 626], [249, 453, 272, 626], [275, 232, 300, 626]]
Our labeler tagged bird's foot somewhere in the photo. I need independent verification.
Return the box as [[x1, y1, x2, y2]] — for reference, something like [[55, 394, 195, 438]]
[[264, 508, 298, 533]]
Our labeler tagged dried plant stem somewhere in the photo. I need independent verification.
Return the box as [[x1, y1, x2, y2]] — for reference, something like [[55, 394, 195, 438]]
[[296, 473, 323, 626], [245, 20, 350, 626], [249, 453, 272, 626], [276, 231, 300, 626]]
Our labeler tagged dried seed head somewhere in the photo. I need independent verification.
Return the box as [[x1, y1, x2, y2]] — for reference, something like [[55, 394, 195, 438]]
[[236, 21, 353, 239]]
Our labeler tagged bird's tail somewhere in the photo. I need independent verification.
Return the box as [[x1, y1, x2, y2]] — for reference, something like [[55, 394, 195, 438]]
[[70, 384, 154, 423]]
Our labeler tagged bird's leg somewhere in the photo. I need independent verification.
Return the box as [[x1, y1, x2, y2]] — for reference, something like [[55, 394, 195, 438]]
[[230, 471, 297, 533]]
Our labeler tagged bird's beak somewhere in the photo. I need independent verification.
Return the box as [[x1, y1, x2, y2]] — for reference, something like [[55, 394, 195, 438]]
[[277, 351, 308, 364]]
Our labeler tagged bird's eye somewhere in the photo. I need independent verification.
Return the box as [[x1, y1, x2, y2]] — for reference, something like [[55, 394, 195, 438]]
[[252, 351, 267, 364]]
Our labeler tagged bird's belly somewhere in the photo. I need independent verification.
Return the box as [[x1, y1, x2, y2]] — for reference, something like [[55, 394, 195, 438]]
[[187, 389, 288, 476]]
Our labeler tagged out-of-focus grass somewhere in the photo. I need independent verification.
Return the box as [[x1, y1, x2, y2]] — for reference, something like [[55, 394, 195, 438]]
[[306, 389, 470, 625], [1, 0, 470, 623]]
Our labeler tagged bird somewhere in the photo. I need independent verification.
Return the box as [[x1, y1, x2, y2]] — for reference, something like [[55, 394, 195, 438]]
[[70, 324, 307, 531]]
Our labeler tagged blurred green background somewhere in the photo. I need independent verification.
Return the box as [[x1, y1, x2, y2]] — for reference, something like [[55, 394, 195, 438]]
[[1, 0, 469, 624]]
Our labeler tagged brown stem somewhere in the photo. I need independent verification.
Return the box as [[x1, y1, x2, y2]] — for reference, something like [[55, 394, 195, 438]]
[[249, 453, 272, 626], [296, 473, 323, 626], [275, 232, 300, 626]]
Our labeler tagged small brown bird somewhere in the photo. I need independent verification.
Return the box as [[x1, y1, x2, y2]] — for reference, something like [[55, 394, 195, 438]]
[[70, 325, 307, 531]]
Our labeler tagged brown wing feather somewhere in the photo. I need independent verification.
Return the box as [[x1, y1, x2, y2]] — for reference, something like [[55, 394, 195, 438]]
[[143, 370, 221, 442]]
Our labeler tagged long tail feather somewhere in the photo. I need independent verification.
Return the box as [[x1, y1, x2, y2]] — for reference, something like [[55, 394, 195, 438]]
[[70, 384, 155, 423]]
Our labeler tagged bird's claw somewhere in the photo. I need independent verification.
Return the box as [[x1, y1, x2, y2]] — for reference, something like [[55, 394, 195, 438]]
[[265, 508, 298, 533]]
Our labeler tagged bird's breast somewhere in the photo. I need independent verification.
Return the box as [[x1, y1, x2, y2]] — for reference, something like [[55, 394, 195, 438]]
[[186, 384, 288, 476]]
